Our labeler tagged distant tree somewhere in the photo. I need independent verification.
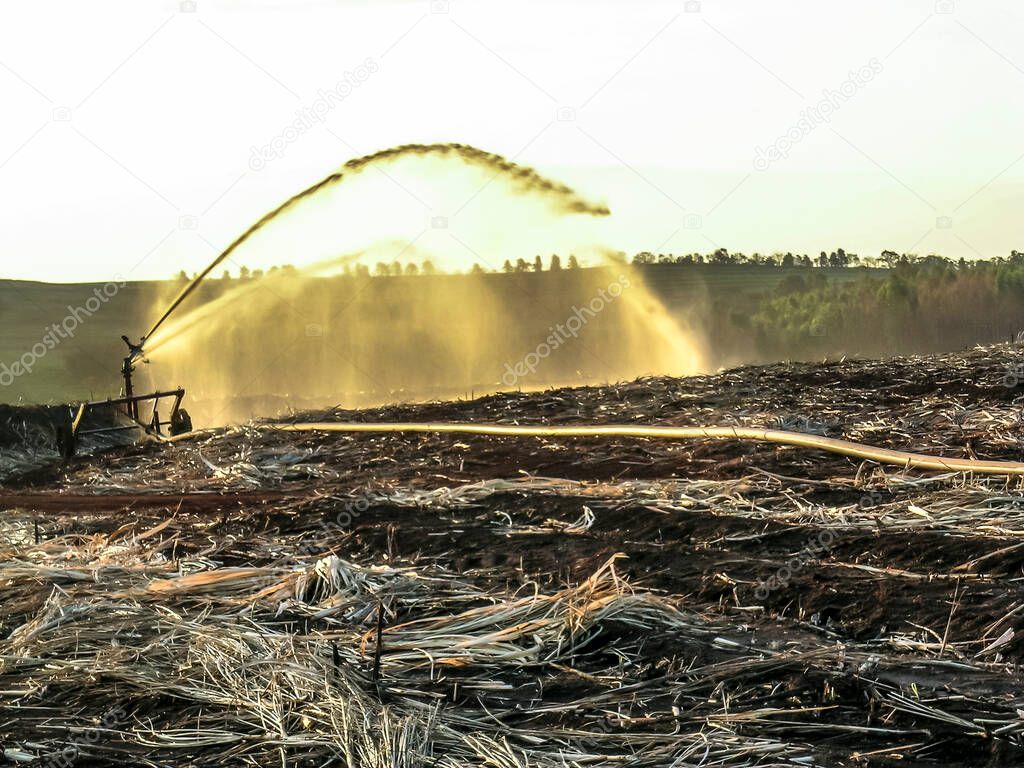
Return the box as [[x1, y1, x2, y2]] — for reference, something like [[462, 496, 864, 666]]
[[354, 264, 370, 278], [533, 255, 544, 272], [239, 265, 251, 280], [781, 252, 795, 268], [828, 248, 848, 268], [502, 259, 513, 273], [514, 258, 530, 273], [632, 251, 655, 265], [567, 254, 580, 269], [375, 262, 390, 276], [221, 269, 232, 280], [390, 260, 402, 276], [405, 262, 419, 276], [175, 269, 189, 282], [421, 260, 437, 275], [471, 263, 485, 274], [550, 254, 562, 271]]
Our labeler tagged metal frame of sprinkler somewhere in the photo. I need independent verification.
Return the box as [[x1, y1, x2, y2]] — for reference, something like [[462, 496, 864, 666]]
[[57, 335, 191, 458]]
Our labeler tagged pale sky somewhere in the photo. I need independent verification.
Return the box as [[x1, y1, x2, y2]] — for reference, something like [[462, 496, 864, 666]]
[[2, 0, 1024, 282]]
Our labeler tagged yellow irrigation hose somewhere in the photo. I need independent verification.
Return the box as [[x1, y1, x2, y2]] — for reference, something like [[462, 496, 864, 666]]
[[266, 422, 1024, 475]]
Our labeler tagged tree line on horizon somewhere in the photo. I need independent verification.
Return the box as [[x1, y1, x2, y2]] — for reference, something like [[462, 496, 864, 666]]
[[167, 248, 1024, 366], [740, 252, 1024, 360], [174, 247, 1004, 281], [56, 248, 1024, 399]]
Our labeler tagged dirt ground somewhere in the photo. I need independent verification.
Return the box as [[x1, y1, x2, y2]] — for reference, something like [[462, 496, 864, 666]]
[[4, 345, 1024, 765]]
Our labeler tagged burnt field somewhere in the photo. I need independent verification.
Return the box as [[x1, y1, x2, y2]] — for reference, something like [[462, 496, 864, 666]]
[[4, 346, 1024, 766]]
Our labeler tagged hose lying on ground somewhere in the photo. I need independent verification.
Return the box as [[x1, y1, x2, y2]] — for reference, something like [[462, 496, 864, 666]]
[[265, 422, 1024, 476]]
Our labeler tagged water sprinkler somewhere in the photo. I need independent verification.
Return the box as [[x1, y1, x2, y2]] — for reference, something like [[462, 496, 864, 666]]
[[61, 335, 191, 457], [120, 335, 146, 420], [121, 334, 146, 362]]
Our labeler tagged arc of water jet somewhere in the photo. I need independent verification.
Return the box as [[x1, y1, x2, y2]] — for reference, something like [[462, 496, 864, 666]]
[[145, 170, 346, 343], [144, 143, 609, 343]]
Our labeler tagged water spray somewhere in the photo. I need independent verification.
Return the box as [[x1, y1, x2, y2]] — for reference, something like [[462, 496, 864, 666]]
[[144, 142, 608, 345]]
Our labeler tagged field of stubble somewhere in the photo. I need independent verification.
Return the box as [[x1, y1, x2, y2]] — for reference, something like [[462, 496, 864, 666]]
[[4, 346, 1024, 766]]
